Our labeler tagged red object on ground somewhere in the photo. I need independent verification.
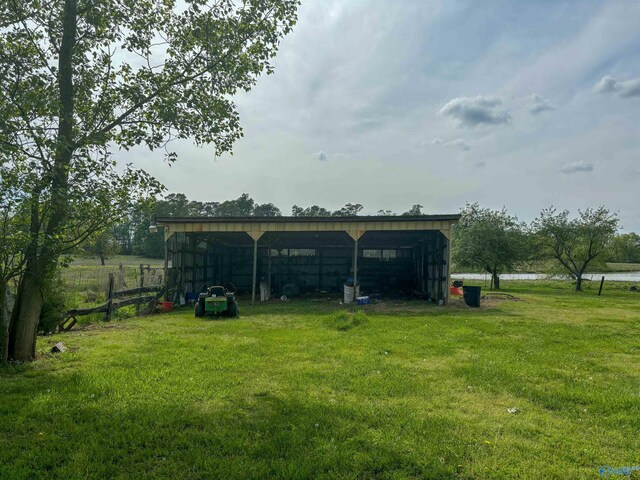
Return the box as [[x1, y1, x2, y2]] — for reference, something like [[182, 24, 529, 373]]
[[450, 286, 463, 296], [159, 301, 173, 312]]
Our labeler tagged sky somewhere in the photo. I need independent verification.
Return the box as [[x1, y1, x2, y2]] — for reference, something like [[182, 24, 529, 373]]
[[121, 0, 640, 231]]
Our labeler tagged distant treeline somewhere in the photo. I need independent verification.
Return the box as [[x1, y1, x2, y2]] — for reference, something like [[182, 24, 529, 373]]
[[84, 193, 640, 265], [90, 193, 426, 259]]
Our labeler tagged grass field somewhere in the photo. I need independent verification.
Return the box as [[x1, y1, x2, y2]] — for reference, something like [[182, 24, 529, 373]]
[[606, 263, 640, 272], [1, 281, 639, 479], [58, 256, 164, 308]]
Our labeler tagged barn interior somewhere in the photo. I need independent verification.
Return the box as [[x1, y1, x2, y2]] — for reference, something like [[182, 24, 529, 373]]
[[155, 216, 460, 304]]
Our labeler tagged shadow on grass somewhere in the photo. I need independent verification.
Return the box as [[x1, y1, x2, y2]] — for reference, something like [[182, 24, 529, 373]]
[[1, 364, 467, 479]]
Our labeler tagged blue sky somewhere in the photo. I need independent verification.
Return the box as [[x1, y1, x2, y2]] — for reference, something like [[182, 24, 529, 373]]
[[125, 0, 640, 230]]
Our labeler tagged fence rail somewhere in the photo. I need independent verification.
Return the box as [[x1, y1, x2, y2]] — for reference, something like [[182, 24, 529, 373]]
[[60, 264, 165, 331]]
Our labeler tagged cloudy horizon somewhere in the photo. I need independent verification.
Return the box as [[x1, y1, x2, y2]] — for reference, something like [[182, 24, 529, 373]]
[[117, 0, 640, 231]]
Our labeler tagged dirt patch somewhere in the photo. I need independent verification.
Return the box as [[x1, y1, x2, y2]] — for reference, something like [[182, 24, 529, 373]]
[[478, 294, 522, 308], [70, 322, 130, 332]]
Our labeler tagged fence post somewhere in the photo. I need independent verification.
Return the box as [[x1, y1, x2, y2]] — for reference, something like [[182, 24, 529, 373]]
[[105, 273, 115, 322], [598, 276, 605, 296], [137, 264, 144, 316]]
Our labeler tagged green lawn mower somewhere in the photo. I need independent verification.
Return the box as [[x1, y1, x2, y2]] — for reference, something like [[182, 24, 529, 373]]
[[194, 285, 239, 318]]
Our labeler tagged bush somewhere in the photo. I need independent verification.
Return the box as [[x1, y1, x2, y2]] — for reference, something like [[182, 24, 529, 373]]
[[39, 275, 70, 334]]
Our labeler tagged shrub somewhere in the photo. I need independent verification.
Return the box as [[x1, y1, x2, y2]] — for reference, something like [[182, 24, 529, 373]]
[[39, 275, 70, 334]]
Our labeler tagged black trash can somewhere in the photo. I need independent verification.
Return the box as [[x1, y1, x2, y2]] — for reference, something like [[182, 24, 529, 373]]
[[463, 286, 481, 307]]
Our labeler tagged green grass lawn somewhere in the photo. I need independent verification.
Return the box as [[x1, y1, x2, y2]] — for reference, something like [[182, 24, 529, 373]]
[[2, 282, 639, 479]]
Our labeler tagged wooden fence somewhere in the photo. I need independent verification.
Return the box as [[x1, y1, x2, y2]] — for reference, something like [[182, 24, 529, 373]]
[[60, 270, 164, 331]]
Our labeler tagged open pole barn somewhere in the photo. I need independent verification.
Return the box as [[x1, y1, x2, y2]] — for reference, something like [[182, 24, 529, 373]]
[[154, 215, 460, 304]]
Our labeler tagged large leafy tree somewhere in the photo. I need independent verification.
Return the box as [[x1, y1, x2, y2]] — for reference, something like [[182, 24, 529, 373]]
[[452, 203, 529, 290], [532, 207, 619, 291], [0, 163, 31, 365], [1, 0, 299, 361]]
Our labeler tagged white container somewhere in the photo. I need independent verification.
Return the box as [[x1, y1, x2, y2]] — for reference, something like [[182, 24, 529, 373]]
[[343, 284, 360, 303]]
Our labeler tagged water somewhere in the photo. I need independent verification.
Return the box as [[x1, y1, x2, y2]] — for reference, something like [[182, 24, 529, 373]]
[[452, 272, 640, 282]]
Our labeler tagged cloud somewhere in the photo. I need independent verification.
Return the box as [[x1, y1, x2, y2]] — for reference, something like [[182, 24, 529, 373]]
[[593, 75, 618, 94], [438, 96, 511, 127], [314, 151, 327, 162], [561, 160, 594, 174], [447, 139, 471, 151], [594, 75, 640, 98], [529, 94, 554, 115], [429, 138, 470, 151], [474, 161, 486, 169]]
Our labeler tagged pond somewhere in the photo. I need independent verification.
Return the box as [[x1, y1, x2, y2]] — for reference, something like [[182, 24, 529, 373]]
[[452, 272, 640, 282]]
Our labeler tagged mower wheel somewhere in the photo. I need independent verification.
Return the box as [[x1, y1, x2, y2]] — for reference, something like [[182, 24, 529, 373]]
[[194, 301, 204, 317]]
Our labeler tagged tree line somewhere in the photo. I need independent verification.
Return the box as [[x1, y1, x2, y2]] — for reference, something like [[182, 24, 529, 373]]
[[86, 193, 638, 294], [86, 193, 428, 260]]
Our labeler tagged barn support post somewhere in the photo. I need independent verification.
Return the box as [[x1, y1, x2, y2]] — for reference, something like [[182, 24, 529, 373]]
[[420, 241, 426, 294], [163, 237, 169, 300], [446, 235, 452, 304], [442, 230, 451, 305], [180, 238, 186, 302], [267, 245, 272, 295], [248, 231, 263, 305], [252, 239, 258, 305], [352, 238, 358, 302]]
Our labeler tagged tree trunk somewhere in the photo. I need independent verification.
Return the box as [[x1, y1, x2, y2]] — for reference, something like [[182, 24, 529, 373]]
[[7, 0, 77, 362], [100, 254, 105, 266], [492, 272, 501, 290], [0, 281, 8, 366], [575, 275, 583, 291], [8, 272, 44, 361]]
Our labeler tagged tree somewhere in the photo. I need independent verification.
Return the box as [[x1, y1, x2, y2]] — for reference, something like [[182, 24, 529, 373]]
[[452, 203, 529, 290], [402, 204, 423, 216], [332, 203, 363, 216], [1, 0, 299, 361], [215, 193, 256, 216], [291, 205, 332, 217], [82, 230, 120, 266], [532, 207, 619, 291], [0, 163, 31, 365], [606, 233, 640, 264], [253, 203, 281, 217]]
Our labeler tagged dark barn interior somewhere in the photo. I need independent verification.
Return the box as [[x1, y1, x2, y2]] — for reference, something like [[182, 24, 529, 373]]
[[156, 216, 460, 304]]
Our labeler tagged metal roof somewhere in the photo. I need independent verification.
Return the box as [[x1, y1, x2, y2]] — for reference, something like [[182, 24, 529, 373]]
[[155, 214, 461, 224]]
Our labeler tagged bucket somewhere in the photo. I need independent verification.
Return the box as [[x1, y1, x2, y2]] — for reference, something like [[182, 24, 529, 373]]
[[159, 301, 173, 312], [343, 284, 360, 303]]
